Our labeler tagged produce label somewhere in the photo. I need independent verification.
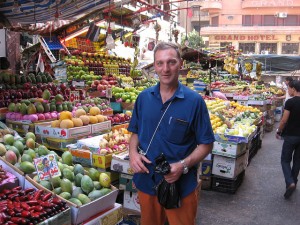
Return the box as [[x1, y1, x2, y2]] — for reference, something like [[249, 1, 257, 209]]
[[33, 154, 61, 181], [70, 90, 80, 102]]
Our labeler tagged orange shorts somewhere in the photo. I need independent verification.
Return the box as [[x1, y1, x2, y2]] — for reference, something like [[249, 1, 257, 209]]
[[137, 183, 200, 225]]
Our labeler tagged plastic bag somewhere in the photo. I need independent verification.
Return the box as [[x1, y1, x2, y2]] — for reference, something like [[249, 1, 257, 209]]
[[154, 153, 181, 209]]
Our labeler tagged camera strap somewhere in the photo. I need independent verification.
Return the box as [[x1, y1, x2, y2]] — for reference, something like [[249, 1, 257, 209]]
[[139, 100, 173, 156]]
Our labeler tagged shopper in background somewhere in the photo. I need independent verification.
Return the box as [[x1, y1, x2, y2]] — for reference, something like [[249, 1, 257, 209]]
[[275, 77, 293, 104], [242, 86, 251, 96], [128, 42, 215, 225], [276, 80, 300, 199]]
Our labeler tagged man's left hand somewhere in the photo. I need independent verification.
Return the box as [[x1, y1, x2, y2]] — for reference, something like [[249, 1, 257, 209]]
[[164, 162, 183, 183]]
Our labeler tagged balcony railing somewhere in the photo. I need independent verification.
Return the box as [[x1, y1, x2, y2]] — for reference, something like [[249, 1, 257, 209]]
[[198, 0, 222, 11]]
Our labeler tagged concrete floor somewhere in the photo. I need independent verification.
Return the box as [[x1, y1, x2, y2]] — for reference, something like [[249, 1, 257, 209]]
[[197, 124, 300, 225]]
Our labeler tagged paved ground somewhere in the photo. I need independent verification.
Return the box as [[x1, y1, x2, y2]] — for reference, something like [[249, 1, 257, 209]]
[[197, 124, 300, 225]]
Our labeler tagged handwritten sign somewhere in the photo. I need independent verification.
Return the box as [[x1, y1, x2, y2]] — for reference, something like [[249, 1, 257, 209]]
[[33, 154, 61, 181], [70, 90, 80, 102]]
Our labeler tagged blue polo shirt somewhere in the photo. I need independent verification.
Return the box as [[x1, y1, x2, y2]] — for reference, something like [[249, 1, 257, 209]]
[[128, 82, 215, 198]]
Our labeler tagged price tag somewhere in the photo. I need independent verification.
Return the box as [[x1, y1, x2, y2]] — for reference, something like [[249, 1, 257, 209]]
[[70, 90, 80, 102], [106, 87, 112, 98], [33, 154, 61, 181]]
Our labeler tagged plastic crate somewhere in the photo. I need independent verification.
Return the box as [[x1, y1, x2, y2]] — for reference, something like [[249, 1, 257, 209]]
[[212, 170, 245, 194], [43, 36, 63, 50]]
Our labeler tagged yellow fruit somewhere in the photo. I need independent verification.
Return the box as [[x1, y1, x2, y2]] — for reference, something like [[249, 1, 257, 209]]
[[89, 107, 101, 116], [75, 109, 86, 118], [51, 120, 60, 128], [72, 118, 83, 127], [59, 119, 74, 129], [89, 116, 98, 124], [79, 115, 90, 125], [96, 115, 105, 123], [59, 111, 73, 120]]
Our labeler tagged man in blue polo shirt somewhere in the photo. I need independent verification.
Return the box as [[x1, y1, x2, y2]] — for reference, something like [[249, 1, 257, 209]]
[[128, 42, 215, 225]]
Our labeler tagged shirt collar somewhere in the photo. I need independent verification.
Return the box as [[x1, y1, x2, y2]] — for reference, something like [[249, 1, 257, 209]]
[[150, 81, 185, 100]]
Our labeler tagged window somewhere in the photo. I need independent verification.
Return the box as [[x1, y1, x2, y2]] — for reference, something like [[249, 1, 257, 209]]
[[220, 42, 232, 49], [260, 43, 277, 54], [253, 15, 262, 26], [282, 43, 299, 54], [263, 15, 275, 26], [211, 16, 219, 27], [239, 43, 255, 54], [242, 15, 252, 26], [285, 15, 298, 26], [192, 7, 200, 17]]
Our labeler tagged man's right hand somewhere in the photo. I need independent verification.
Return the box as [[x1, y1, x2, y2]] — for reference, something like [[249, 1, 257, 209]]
[[129, 152, 151, 174]]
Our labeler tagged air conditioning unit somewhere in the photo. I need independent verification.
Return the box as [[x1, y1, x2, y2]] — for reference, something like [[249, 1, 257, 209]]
[[278, 12, 288, 18]]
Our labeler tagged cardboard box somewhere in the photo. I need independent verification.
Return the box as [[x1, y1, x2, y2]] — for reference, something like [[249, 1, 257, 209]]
[[233, 95, 249, 101], [44, 137, 77, 151], [0, 157, 25, 186], [91, 121, 111, 134], [77, 135, 104, 153], [248, 100, 267, 106], [200, 160, 212, 177], [212, 153, 248, 179], [28, 174, 119, 225], [35, 122, 92, 139], [214, 129, 256, 144], [70, 148, 93, 167], [82, 203, 123, 225], [111, 152, 133, 175], [93, 153, 113, 169], [123, 191, 140, 212], [200, 176, 212, 190], [212, 141, 247, 158], [119, 173, 137, 192]]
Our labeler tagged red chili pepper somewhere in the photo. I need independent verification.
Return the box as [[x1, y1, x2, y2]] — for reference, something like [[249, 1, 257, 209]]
[[7, 193, 19, 200], [11, 217, 23, 223], [2, 190, 11, 195], [7, 209, 15, 216], [11, 186, 22, 192], [41, 193, 52, 202], [33, 190, 43, 200], [32, 205, 43, 212], [0, 200, 8, 206], [14, 197, 20, 202], [24, 188, 35, 194], [7, 204, 14, 210], [21, 210, 30, 218], [13, 207, 22, 213], [41, 202, 54, 208], [20, 202, 31, 211], [19, 195, 28, 202], [30, 211, 41, 219], [50, 197, 62, 204], [27, 200, 39, 206], [14, 202, 20, 208]]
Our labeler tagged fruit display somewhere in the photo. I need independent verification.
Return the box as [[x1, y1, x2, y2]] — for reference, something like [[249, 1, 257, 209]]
[[34, 152, 113, 206], [112, 86, 145, 103], [98, 128, 131, 155], [5, 91, 76, 122], [107, 112, 132, 125], [1, 132, 60, 172], [0, 186, 68, 224]]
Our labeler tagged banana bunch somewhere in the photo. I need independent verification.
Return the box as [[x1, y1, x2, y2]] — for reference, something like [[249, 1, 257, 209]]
[[223, 56, 238, 75], [256, 62, 262, 79], [245, 63, 253, 73]]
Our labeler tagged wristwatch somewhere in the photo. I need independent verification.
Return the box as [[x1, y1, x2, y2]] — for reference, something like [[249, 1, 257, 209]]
[[180, 160, 189, 174], [276, 129, 282, 135]]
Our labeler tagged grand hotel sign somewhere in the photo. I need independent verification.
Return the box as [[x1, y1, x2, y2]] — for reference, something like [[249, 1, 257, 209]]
[[214, 35, 277, 41]]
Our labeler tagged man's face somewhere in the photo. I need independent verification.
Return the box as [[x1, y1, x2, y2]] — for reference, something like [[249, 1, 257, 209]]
[[154, 48, 182, 86], [288, 86, 295, 97]]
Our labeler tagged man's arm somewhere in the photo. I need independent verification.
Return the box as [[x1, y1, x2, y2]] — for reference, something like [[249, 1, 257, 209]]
[[164, 143, 213, 183]]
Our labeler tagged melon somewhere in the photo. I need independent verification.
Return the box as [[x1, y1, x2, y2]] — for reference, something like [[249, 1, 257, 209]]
[[72, 118, 83, 127], [60, 111, 73, 120], [79, 115, 90, 125], [89, 116, 98, 124], [96, 115, 105, 123], [75, 109, 86, 118], [60, 119, 74, 129], [89, 107, 100, 116], [51, 120, 61, 128]]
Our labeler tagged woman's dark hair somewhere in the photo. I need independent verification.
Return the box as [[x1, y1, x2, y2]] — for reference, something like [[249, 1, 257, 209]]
[[243, 86, 249, 92], [285, 77, 293, 82], [288, 80, 300, 92], [0, 57, 10, 70]]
